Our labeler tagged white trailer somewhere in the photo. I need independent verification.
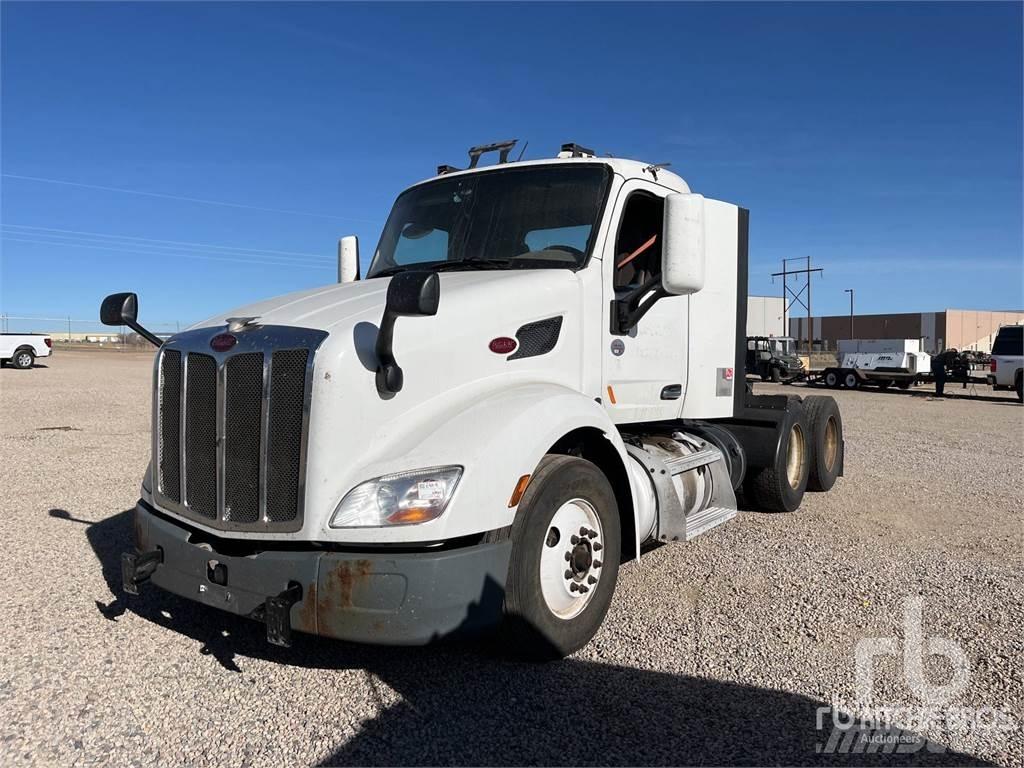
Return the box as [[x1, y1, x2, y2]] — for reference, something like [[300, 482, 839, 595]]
[[103, 141, 846, 658], [820, 338, 931, 390]]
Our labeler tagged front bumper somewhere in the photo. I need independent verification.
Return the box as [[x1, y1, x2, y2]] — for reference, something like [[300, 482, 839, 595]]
[[128, 500, 512, 646]]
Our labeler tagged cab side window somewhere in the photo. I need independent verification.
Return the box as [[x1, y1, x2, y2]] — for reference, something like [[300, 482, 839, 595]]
[[614, 193, 664, 291]]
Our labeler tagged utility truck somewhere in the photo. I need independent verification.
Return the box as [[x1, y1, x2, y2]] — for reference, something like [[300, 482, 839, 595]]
[[104, 141, 845, 659]]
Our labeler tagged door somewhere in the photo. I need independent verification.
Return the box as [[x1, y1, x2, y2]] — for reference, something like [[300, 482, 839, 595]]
[[601, 181, 688, 423]]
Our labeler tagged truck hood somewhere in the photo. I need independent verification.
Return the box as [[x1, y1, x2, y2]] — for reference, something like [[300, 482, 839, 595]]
[[180, 269, 587, 541]]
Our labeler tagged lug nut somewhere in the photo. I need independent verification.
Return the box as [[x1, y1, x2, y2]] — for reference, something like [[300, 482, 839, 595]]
[[588, 575, 597, 585], [570, 535, 579, 545], [564, 552, 572, 562], [588, 528, 598, 538], [564, 570, 573, 579], [594, 559, 602, 568], [578, 585, 589, 594], [569, 583, 579, 592], [593, 542, 603, 552], [579, 527, 588, 536]]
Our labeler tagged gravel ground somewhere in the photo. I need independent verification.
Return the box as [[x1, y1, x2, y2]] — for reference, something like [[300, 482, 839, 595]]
[[1, 350, 1021, 767]]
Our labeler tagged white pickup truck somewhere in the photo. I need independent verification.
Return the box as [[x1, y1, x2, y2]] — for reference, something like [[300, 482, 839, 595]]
[[0, 333, 52, 369], [103, 141, 846, 659], [987, 324, 1023, 402]]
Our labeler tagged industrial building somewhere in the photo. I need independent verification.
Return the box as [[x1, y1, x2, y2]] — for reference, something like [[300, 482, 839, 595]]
[[789, 309, 1024, 354]]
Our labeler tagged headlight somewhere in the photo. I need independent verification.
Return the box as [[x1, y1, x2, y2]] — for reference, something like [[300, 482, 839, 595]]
[[329, 466, 463, 528]]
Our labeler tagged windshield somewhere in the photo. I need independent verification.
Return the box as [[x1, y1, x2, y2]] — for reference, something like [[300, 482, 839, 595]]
[[771, 339, 795, 355], [368, 164, 611, 278]]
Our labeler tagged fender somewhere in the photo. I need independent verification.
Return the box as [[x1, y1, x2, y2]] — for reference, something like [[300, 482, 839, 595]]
[[319, 382, 643, 552]]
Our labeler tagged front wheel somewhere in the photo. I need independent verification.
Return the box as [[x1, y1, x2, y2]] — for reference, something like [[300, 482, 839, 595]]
[[503, 455, 621, 660]]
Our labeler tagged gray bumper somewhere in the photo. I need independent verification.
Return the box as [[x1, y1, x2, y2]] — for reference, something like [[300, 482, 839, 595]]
[[132, 501, 512, 645]]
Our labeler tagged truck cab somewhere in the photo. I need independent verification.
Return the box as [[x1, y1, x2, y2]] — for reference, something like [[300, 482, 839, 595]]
[[107, 142, 845, 658]]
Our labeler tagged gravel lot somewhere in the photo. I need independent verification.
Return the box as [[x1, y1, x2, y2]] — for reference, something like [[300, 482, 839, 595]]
[[1, 350, 1021, 766]]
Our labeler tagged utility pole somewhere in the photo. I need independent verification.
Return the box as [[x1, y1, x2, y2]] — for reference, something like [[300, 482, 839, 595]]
[[772, 257, 823, 357], [844, 289, 854, 341]]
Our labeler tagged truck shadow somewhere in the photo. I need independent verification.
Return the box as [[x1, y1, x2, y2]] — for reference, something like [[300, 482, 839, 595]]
[[54, 507, 994, 767]]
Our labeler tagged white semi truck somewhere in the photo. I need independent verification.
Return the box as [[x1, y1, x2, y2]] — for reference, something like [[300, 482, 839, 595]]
[[104, 142, 845, 658]]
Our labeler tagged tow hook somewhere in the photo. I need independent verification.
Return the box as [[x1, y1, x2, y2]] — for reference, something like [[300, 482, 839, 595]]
[[121, 549, 163, 595], [263, 583, 303, 648]]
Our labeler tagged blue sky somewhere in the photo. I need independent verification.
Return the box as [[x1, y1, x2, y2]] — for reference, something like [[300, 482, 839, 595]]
[[2, 1, 1021, 333]]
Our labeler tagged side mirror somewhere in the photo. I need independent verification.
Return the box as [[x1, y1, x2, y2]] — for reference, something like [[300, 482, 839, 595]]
[[662, 193, 706, 295], [100, 292, 138, 326], [338, 236, 360, 283], [375, 271, 440, 394], [99, 292, 163, 347]]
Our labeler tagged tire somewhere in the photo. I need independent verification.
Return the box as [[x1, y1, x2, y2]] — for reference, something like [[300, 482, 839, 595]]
[[770, 366, 782, 383], [1016, 373, 1022, 403], [743, 402, 811, 513], [502, 455, 621, 660], [897, 380, 912, 390], [877, 380, 892, 390], [843, 371, 859, 389], [823, 370, 840, 389], [12, 349, 34, 369], [803, 396, 843, 492]]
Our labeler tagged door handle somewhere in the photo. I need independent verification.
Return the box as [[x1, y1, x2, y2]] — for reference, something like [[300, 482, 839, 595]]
[[660, 384, 682, 400]]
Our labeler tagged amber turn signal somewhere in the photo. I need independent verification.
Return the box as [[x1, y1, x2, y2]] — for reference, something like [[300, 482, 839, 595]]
[[508, 474, 531, 508]]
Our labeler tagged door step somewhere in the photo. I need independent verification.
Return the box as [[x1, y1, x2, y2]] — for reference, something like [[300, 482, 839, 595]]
[[684, 505, 736, 540], [664, 447, 721, 475]]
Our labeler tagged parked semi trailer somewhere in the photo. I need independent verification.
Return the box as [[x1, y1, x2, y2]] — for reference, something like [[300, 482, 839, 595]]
[[102, 141, 846, 658]]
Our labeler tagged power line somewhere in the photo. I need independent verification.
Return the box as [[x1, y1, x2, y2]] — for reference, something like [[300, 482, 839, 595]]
[[3, 223, 329, 259], [2, 229, 332, 265], [1, 173, 377, 224], [1, 236, 333, 270]]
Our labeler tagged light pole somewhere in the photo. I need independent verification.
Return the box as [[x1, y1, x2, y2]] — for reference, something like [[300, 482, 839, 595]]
[[844, 289, 854, 341]]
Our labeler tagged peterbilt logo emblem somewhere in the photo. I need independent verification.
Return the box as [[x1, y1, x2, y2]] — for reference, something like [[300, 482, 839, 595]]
[[210, 333, 237, 352]]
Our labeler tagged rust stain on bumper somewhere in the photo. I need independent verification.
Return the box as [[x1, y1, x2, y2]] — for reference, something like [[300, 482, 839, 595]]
[[320, 559, 373, 613]]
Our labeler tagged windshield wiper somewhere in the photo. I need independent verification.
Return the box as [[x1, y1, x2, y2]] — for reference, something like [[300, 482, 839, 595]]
[[437, 258, 516, 271]]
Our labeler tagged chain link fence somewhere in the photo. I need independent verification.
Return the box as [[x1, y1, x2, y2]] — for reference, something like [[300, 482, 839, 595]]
[[0, 313, 185, 349]]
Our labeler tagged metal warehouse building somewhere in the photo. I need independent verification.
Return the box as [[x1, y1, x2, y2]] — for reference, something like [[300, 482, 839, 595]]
[[789, 309, 1024, 354]]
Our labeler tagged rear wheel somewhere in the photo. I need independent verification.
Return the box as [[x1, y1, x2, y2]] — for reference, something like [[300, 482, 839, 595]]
[[12, 349, 34, 369], [843, 371, 859, 389], [823, 370, 840, 388], [1016, 373, 1022, 403], [803, 396, 843, 491], [744, 402, 811, 513], [877, 380, 893, 390], [503, 455, 621, 660]]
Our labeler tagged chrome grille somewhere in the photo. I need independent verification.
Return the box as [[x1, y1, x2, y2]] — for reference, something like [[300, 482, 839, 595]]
[[153, 325, 327, 532]]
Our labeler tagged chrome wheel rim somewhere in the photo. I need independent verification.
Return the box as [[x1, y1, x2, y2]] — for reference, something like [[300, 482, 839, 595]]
[[539, 498, 604, 620], [786, 423, 806, 489]]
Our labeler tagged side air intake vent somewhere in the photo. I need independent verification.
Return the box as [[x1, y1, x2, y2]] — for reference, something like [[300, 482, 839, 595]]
[[510, 316, 563, 360]]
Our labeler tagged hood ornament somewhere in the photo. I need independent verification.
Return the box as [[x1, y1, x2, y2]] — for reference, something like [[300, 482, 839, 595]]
[[226, 316, 260, 333]]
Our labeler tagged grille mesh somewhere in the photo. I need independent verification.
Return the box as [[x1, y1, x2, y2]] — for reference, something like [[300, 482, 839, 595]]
[[159, 350, 182, 503], [224, 353, 264, 523], [184, 354, 218, 518], [510, 316, 563, 360], [266, 350, 309, 522]]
